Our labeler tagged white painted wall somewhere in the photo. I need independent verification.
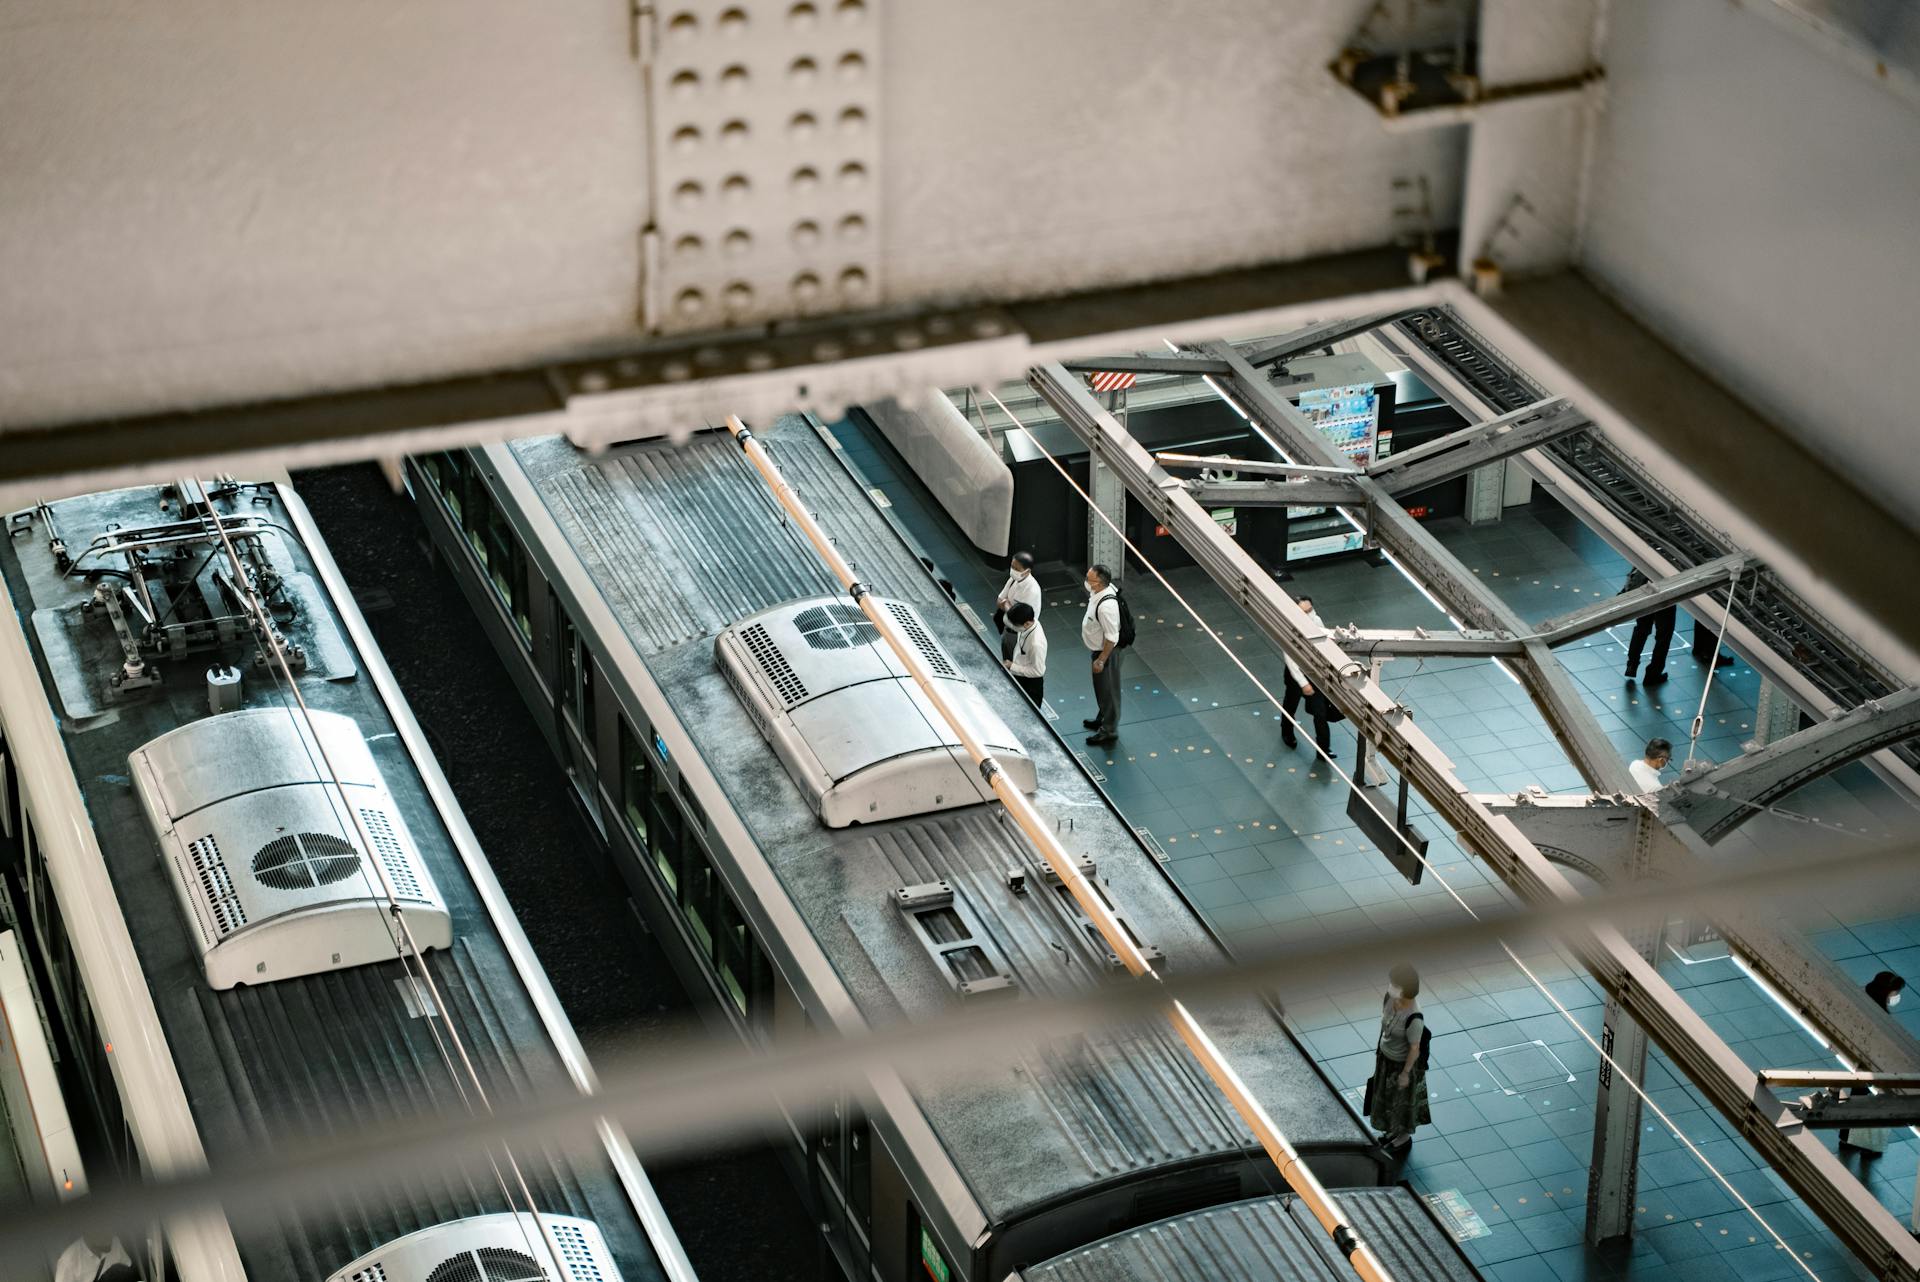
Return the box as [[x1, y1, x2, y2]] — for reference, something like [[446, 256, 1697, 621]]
[[0, 0, 1466, 428], [0, 0, 650, 428], [879, 2, 1466, 305], [1578, 0, 1920, 528]]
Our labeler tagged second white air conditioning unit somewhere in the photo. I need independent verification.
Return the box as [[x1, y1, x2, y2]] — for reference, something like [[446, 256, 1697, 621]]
[[129, 708, 451, 989]]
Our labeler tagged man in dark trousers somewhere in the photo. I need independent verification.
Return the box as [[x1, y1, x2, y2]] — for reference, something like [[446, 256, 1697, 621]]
[[1281, 595, 1333, 756], [1080, 564, 1123, 746], [1621, 568, 1677, 686]]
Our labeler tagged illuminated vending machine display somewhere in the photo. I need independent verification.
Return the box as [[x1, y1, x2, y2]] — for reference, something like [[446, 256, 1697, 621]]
[[1284, 382, 1381, 561]]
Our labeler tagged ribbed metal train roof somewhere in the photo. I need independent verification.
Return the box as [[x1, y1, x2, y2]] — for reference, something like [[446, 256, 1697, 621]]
[[514, 422, 1371, 1226], [1, 484, 663, 1282], [538, 430, 941, 656], [1013, 1188, 1479, 1282]]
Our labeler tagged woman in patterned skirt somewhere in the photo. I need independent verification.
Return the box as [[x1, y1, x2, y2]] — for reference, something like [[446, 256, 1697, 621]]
[[1369, 962, 1431, 1152]]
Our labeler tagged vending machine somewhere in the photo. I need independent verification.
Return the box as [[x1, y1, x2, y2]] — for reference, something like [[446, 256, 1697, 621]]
[[1276, 355, 1392, 563]]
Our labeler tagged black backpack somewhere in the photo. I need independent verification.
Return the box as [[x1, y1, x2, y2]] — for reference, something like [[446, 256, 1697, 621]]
[[1113, 589, 1136, 649]]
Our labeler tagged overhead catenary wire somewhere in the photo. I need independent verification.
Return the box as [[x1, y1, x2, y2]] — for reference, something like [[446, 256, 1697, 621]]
[[190, 481, 567, 1278], [979, 385, 1834, 1279], [718, 416, 1402, 1282], [2, 834, 1912, 1271]]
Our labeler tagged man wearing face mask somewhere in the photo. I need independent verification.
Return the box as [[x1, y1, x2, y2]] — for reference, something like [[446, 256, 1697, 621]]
[[1838, 970, 1906, 1155], [994, 550, 1043, 661], [1080, 564, 1124, 747]]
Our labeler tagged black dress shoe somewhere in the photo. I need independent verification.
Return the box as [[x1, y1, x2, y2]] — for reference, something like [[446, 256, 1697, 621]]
[[1281, 736, 1298, 749], [1086, 733, 1117, 747], [1623, 665, 1638, 681], [1695, 652, 1734, 667], [1082, 718, 1101, 729], [1642, 669, 1670, 686]]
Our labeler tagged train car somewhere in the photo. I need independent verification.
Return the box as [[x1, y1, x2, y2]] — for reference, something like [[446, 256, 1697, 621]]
[[0, 476, 697, 1282], [404, 416, 1483, 1282]]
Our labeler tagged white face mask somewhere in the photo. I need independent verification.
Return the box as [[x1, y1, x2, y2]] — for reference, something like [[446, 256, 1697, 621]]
[[1389, 984, 1404, 1001], [1085, 578, 1099, 595], [1010, 565, 1027, 578], [1891, 991, 1902, 1008]]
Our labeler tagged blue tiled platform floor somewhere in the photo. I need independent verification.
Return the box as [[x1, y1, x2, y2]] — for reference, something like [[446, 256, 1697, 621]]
[[821, 415, 1920, 1282]]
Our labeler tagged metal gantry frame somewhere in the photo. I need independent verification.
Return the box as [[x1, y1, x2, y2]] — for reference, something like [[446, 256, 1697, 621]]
[[1026, 359, 1920, 1279]]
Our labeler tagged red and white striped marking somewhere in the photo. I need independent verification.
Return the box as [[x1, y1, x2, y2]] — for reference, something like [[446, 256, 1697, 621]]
[[1088, 370, 1137, 393]]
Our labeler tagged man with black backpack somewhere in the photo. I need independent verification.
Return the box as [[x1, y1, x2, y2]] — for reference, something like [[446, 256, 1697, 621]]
[[1080, 563, 1131, 746]]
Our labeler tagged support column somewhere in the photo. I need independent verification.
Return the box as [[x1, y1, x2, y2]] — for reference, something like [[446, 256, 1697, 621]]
[[1087, 394, 1128, 579], [1587, 811, 1661, 1245], [1751, 677, 1803, 748], [1465, 461, 1505, 524]]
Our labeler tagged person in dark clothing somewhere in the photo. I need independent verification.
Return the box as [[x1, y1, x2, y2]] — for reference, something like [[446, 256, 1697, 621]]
[[1621, 568, 1677, 686], [1368, 962, 1431, 1152], [1002, 601, 1047, 706], [1690, 612, 1736, 668], [1280, 595, 1332, 755], [1839, 971, 1906, 1154]]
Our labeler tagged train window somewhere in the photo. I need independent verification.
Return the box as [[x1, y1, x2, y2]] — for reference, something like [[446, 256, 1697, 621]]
[[427, 452, 465, 522], [510, 542, 533, 643], [716, 894, 750, 1016], [648, 770, 683, 892], [619, 720, 651, 850], [907, 1205, 952, 1282], [579, 656, 598, 757], [681, 842, 716, 956], [481, 506, 532, 645], [677, 776, 708, 834], [462, 473, 493, 566]]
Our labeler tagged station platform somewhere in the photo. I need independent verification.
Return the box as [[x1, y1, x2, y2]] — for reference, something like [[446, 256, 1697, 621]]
[[825, 412, 1920, 1282]]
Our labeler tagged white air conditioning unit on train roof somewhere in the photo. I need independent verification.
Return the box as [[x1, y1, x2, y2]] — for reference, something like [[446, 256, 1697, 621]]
[[715, 596, 1037, 827], [326, 1213, 623, 1282], [128, 708, 451, 990]]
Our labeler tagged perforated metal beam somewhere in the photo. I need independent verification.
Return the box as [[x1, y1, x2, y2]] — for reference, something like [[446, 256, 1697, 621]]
[[1028, 360, 1920, 1280], [1185, 477, 1369, 509], [1535, 554, 1749, 647], [1329, 627, 1527, 659], [1368, 397, 1589, 496], [1239, 307, 1430, 368], [1369, 317, 1920, 1084], [1059, 352, 1234, 376], [1660, 687, 1920, 843]]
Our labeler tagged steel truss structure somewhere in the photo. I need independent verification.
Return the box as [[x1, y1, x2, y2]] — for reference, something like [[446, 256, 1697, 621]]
[[1026, 355, 1920, 1279]]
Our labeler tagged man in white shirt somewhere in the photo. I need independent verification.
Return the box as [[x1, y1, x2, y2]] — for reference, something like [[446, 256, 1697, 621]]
[[1080, 564, 1123, 746], [1628, 737, 1671, 796], [1280, 595, 1333, 756], [994, 550, 1043, 661], [54, 1232, 138, 1282], [1003, 601, 1047, 705]]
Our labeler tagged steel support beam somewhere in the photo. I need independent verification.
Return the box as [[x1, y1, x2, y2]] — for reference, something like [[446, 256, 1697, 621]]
[[1660, 687, 1920, 843], [1155, 453, 1358, 479], [1186, 477, 1369, 509], [1375, 317, 1920, 1087], [1476, 795, 1648, 885], [1764, 1071, 1920, 1090], [1330, 627, 1528, 660], [1059, 352, 1233, 376], [1239, 307, 1430, 368], [1369, 397, 1590, 496], [1791, 1096, 1920, 1128], [1204, 339, 1634, 789], [1029, 360, 1920, 1279], [1535, 554, 1749, 647]]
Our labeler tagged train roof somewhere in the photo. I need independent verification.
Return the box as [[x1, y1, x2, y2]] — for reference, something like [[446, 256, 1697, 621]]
[[508, 423, 1369, 1227], [1009, 1188, 1478, 1282], [0, 482, 668, 1282]]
